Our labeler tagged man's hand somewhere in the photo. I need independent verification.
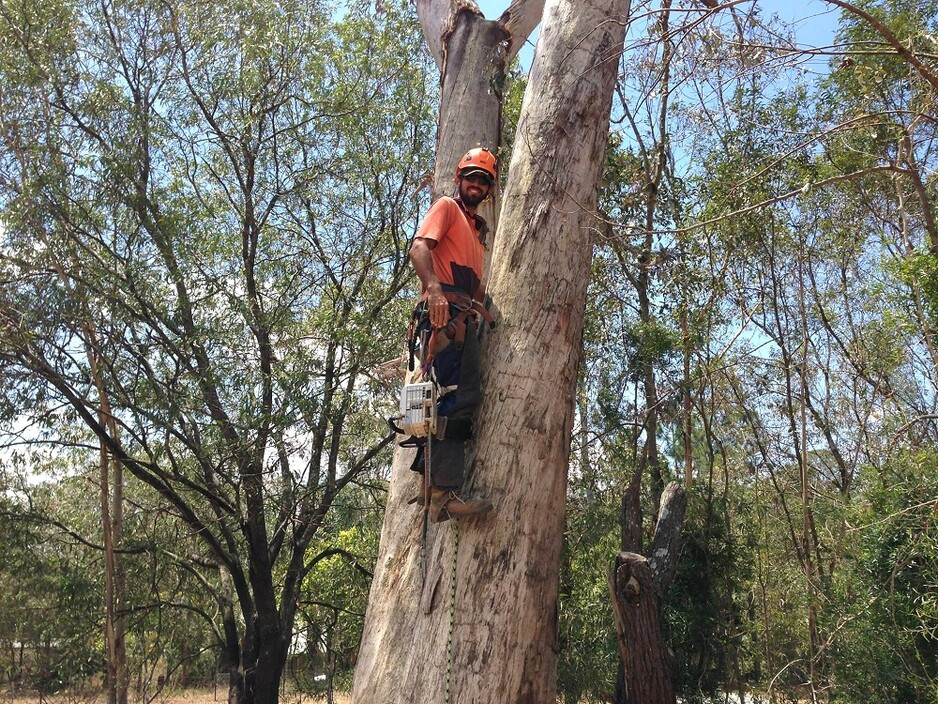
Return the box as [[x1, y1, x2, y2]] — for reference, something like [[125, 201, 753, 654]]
[[427, 284, 449, 329], [409, 237, 450, 329]]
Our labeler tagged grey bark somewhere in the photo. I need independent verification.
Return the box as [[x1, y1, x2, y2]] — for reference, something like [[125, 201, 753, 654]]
[[419, 0, 546, 226], [647, 482, 687, 598], [432, 8, 507, 228], [353, 0, 631, 699], [352, 0, 541, 697]]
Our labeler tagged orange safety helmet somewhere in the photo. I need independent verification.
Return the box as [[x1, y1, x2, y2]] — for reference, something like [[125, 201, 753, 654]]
[[455, 147, 497, 183]]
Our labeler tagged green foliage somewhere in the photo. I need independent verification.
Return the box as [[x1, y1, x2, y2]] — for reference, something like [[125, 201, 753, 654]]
[[2, 1, 938, 702], [622, 320, 680, 383], [557, 481, 622, 704], [893, 250, 938, 327], [826, 0, 938, 114], [0, 494, 101, 692], [569, 2, 938, 703], [666, 488, 759, 701], [826, 451, 938, 704], [292, 484, 384, 694], [0, 0, 433, 694], [498, 59, 527, 187]]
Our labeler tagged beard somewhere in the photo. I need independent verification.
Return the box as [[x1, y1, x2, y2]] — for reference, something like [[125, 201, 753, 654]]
[[458, 182, 488, 207]]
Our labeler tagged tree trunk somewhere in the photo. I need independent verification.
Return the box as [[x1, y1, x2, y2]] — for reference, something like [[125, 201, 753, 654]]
[[353, 0, 630, 700], [647, 483, 686, 599], [88, 332, 128, 704], [352, 10, 514, 704], [609, 482, 685, 704], [432, 10, 505, 205], [609, 554, 675, 704]]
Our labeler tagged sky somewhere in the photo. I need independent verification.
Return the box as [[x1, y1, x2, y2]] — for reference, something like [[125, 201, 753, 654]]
[[473, 0, 844, 69], [758, 0, 841, 49]]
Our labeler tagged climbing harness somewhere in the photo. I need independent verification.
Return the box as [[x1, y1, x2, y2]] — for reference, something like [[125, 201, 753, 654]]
[[388, 292, 493, 445], [435, 290, 496, 352]]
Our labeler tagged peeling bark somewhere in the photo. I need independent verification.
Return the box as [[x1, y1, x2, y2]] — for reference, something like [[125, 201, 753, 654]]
[[353, 0, 629, 699]]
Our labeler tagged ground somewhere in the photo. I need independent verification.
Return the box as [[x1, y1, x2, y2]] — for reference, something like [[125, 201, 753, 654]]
[[4, 689, 352, 704]]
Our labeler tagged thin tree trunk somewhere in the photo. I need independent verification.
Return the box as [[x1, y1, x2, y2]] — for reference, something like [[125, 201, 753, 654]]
[[681, 310, 694, 490], [638, 0, 673, 516], [44, 231, 130, 704], [87, 330, 128, 704], [797, 249, 820, 704]]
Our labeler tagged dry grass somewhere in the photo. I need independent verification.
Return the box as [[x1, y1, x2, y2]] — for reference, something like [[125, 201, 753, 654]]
[[159, 689, 351, 704], [3, 689, 351, 704]]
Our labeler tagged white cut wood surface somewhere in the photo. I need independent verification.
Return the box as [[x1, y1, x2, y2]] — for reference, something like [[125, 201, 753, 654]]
[[416, 0, 545, 69]]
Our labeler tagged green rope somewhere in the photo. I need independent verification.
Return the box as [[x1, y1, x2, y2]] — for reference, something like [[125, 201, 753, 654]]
[[421, 433, 432, 581], [443, 519, 459, 704]]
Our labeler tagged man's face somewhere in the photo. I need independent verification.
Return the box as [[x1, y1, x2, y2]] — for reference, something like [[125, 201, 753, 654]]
[[457, 171, 493, 207]]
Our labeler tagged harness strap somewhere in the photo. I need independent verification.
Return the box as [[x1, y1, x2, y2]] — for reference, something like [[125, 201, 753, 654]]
[[422, 327, 440, 376], [444, 312, 469, 347], [423, 297, 493, 370], [436, 291, 495, 352], [440, 290, 495, 328]]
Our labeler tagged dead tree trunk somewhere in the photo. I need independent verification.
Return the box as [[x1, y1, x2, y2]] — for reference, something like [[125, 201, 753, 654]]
[[419, 0, 545, 208], [610, 481, 686, 704], [353, 0, 631, 700], [431, 9, 504, 204]]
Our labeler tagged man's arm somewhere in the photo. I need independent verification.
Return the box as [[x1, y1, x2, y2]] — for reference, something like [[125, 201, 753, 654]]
[[409, 237, 449, 328]]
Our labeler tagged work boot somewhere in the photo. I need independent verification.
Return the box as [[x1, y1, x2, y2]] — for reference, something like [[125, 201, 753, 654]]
[[407, 484, 431, 507], [429, 487, 493, 524]]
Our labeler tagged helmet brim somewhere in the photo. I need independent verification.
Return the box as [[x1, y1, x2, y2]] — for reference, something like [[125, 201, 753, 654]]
[[458, 167, 495, 184]]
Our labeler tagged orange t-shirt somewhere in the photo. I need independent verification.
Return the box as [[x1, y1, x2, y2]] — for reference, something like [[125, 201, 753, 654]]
[[415, 197, 485, 296]]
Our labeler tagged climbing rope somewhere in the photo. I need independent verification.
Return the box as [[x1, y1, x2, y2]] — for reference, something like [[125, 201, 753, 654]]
[[443, 518, 459, 704]]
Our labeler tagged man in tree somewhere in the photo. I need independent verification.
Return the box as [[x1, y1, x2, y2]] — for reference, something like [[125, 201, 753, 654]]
[[407, 147, 497, 522]]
